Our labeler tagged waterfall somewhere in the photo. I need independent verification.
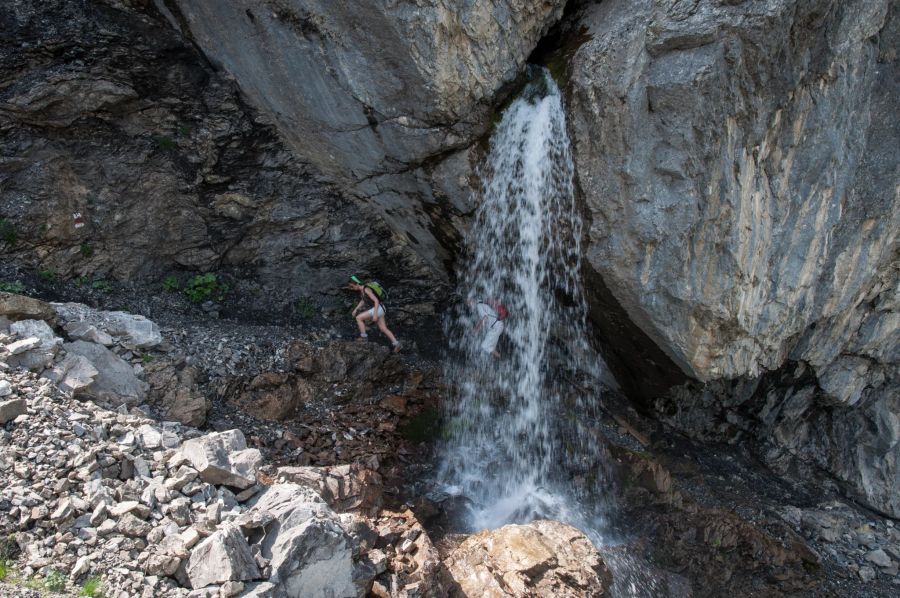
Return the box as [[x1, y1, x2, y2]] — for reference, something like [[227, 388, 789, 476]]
[[437, 66, 660, 597], [436, 66, 662, 597], [439, 67, 601, 531]]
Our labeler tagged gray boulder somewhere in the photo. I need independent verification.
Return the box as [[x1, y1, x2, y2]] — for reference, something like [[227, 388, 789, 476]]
[[7, 320, 61, 371], [236, 484, 366, 598], [52, 302, 162, 349], [570, 0, 896, 387], [62, 340, 148, 405], [42, 354, 99, 394], [180, 430, 263, 490], [0, 398, 27, 424], [186, 524, 261, 589]]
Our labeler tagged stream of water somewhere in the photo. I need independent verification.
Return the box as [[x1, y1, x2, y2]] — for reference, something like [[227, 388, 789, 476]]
[[438, 67, 659, 596], [439, 67, 601, 528]]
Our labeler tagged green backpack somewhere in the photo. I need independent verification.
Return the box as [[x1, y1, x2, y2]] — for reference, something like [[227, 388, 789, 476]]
[[365, 281, 387, 301]]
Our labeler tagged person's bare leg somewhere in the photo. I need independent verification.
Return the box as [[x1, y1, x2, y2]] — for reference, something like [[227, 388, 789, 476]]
[[356, 311, 373, 339], [376, 317, 399, 349]]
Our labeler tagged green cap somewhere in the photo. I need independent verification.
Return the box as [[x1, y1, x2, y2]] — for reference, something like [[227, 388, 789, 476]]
[[350, 275, 361, 284]]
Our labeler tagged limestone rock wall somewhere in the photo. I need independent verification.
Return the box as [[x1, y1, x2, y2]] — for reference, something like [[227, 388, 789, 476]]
[[166, 0, 568, 269], [567, 0, 898, 515]]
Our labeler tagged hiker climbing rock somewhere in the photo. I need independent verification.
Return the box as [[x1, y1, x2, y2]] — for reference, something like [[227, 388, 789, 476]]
[[472, 298, 508, 358], [349, 275, 401, 352]]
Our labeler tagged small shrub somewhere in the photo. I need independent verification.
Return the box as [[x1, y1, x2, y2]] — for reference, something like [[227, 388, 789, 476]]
[[44, 568, 66, 592], [156, 135, 176, 149], [183, 273, 228, 303], [91, 279, 111, 292], [0, 219, 15, 245], [295, 296, 317, 320], [0, 558, 8, 581], [141, 354, 154, 364], [80, 243, 94, 258], [80, 576, 104, 597], [0, 280, 24, 293], [38, 270, 57, 281], [162, 275, 180, 292]]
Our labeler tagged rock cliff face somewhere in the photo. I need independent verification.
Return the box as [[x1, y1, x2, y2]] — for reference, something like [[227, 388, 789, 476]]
[[2, 0, 897, 523], [567, 0, 898, 516], [0, 0, 438, 310], [166, 0, 568, 270]]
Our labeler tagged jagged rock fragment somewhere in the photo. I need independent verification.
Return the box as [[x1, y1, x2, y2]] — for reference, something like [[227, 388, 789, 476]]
[[180, 429, 262, 490]]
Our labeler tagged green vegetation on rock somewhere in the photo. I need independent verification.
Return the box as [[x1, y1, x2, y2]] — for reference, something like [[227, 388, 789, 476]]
[[44, 568, 66, 592], [80, 576, 105, 597], [0, 281, 25, 293], [184, 273, 228, 303], [162, 275, 180, 292]]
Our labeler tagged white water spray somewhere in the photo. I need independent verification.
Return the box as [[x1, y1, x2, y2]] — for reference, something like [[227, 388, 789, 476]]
[[439, 68, 599, 529], [438, 68, 662, 597]]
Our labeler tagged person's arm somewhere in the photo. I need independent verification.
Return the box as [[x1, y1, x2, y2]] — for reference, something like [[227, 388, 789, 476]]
[[365, 287, 380, 321], [352, 299, 365, 316]]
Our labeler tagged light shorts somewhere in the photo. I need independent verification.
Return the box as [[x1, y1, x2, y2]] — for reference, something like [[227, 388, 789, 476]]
[[366, 305, 386, 318], [476, 303, 504, 354]]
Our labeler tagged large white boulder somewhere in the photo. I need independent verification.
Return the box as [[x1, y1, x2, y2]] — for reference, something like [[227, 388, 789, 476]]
[[6, 319, 61, 371], [236, 484, 366, 598], [62, 340, 147, 404], [186, 524, 261, 588], [180, 429, 263, 490], [52, 302, 162, 349]]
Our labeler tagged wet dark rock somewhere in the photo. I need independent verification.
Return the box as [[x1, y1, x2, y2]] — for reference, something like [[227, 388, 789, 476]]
[[0, 0, 443, 321]]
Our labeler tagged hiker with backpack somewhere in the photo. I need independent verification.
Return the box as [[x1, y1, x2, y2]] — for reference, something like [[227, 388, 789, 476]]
[[349, 275, 401, 352], [472, 298, 508, 358]]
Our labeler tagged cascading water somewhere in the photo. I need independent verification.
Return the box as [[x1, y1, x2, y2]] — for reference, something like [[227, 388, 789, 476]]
[[439, 67, 601, 530], [438, 67, 660, 597]]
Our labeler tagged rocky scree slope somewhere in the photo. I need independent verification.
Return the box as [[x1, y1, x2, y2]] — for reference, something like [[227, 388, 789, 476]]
[[0, 293, 614, 597], [4, 291, 900, 596]]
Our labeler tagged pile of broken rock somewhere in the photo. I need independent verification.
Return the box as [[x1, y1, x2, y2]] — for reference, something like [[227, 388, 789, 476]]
[[0, 291, 207, 426], [1, 292, 613, 597]]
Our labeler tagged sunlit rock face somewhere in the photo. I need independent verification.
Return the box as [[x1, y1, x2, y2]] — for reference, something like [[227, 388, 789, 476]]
[[568, 0, 898, 515], [167, 0, 568, 270]]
